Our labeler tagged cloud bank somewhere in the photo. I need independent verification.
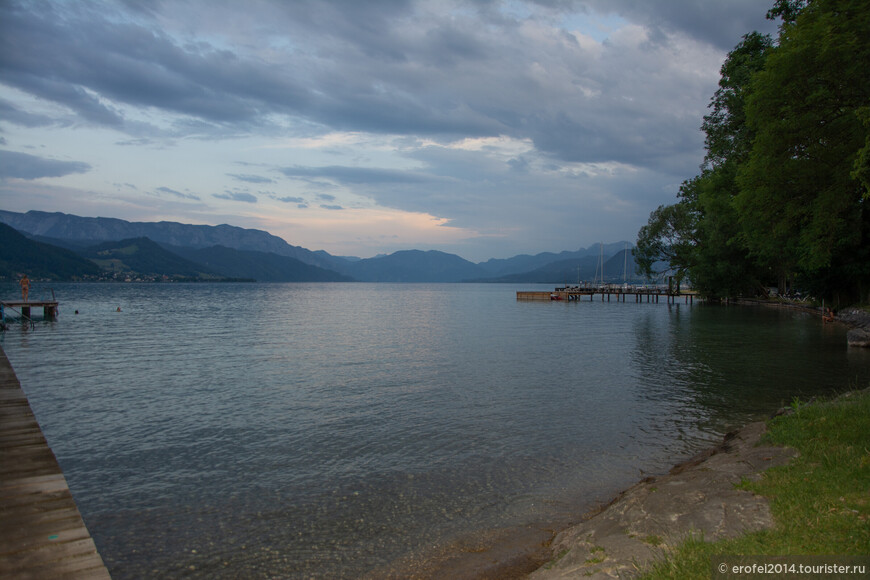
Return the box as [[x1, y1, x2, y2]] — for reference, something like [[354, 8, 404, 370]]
[[0, 0, 777, 260]]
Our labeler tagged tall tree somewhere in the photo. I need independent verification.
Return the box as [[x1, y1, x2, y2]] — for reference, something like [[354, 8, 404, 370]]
[[636, 33, 771, 298], [735, 0, 870, 302]]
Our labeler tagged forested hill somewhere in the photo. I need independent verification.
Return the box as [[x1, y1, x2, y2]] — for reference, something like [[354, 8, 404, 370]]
[[0, 223, 102, 280], [635, 0, 870, 305]]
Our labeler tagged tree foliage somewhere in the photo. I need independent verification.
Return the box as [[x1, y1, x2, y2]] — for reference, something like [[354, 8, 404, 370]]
[[636, 0, 870, 304], [636, 32, 771, 298]]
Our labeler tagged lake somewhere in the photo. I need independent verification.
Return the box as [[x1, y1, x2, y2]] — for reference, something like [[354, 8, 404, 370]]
[[1, 282, 868, 578]]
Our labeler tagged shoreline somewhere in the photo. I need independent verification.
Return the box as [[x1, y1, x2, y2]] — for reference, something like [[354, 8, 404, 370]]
[[526, 418, 798, 579], [465, 304, 870, 579], [376, 301, 870, 579], [392, 411, 798, 580]]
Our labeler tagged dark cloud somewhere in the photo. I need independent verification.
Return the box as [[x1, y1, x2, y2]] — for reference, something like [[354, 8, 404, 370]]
[[156, 186, 200, 200], [0, 150, 91, 179], [274, 195, 306, 204], [0, 99, 59, 128], [213, 191, 258, 203], [0, 0, 783, 260], [0, 0, 774, 171], [0, 1, 308, 130], [227, 173, 275, 184], [280, 165, 431, 185], [584, 0, 778, 50]]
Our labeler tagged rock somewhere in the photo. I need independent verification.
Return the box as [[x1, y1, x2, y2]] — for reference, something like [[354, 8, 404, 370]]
[[837, 308, 870, 331], [847, 328, 870, 347], [529, 422, 798, 580]]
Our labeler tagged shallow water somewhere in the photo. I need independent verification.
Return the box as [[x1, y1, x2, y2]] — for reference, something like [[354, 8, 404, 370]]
[[2, 282, 868, 578]]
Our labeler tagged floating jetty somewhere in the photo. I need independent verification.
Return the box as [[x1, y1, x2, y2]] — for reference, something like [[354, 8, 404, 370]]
[[1, 301, 59, 321], [517, 284, 697, 304], [0, 346, 111, 579]]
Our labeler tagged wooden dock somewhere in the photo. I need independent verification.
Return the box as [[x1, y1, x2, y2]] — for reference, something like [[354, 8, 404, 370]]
[[517, 285, 696, 304], [0, 301, 59, 321], [0, 346, 111, 579]]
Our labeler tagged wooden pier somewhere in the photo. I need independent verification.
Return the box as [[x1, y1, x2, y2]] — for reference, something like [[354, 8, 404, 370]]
[[1, 301, 59, 321], [517, 285, 696, 304], [0, 346, 111, 579]]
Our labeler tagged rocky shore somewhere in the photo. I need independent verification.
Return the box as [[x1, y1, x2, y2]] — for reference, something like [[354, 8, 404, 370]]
[[420, 303, 870, 580], [837, 307, 870, 347], [734, 301, 870, 347], [525, 305, 870, 579], [527, 420, 798, 579]]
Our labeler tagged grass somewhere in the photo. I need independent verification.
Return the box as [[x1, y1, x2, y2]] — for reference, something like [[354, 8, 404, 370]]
[[637, 388, 870, 580], [584, 545, 606, 564], [642, 534, 664, 547]]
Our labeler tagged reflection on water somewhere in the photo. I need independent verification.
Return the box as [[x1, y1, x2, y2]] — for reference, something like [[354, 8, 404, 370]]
[[1, 283, 867, 578]]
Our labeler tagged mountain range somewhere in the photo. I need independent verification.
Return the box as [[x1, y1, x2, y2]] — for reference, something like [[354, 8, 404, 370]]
[[0, 210, 643, 283]]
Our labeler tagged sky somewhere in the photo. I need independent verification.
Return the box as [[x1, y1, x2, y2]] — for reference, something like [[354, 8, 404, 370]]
[[0, 0, 778, 262]]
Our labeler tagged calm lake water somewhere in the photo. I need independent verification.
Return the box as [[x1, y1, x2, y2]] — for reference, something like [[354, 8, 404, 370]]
[[2, 282, 868, 578]]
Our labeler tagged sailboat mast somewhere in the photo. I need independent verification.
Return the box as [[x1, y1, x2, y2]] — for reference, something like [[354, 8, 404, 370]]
[[623, 243, 628, 283], [600, 242, 604, 285]]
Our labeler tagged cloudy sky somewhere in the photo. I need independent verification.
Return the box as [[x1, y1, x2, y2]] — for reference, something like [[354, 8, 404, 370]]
[[0, 0, 777, 262]]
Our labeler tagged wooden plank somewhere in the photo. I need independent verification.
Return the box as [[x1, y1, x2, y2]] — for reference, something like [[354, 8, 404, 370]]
[[0, 494, 77, 519], [0, 538, 111, 580], [0, 346, 111, 579], [0, 474, 73, 500]]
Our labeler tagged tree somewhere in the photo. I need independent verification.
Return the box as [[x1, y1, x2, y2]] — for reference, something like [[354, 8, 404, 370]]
[[766, 0, 809, 23], [702, 32, 773, 170], [636, 33, 771, 299], [634, 193, 697, 284], [735, 0, 870, 302]]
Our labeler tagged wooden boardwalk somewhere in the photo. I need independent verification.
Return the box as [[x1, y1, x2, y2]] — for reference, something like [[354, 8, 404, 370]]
[[0, 346, 111, 579], [517, 285, 696, 304], [1, 301, 59, 321]]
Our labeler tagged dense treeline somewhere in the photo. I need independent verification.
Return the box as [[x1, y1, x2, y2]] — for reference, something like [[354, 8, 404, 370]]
[[635, 0, 870, 305]]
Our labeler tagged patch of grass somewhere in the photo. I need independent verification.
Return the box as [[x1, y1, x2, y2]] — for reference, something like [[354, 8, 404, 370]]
[[638, 389, 870, 580], [642, 534, 664, 547], [543, 549, 569, 570], [584, 545, 606, 564]]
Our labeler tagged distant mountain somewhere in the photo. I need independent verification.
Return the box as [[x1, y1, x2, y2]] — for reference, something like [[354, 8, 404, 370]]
[[477, 255, 601, 283], [477, 242, 634, 277], [0, 210, 344, 271], [0, 223, 102, 281], [80, 238, 225, 279], [342, 250, 488, 282], [476, 249, 642, 284], [1, 209, 646, 284], [171, 245, 353, 282]]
